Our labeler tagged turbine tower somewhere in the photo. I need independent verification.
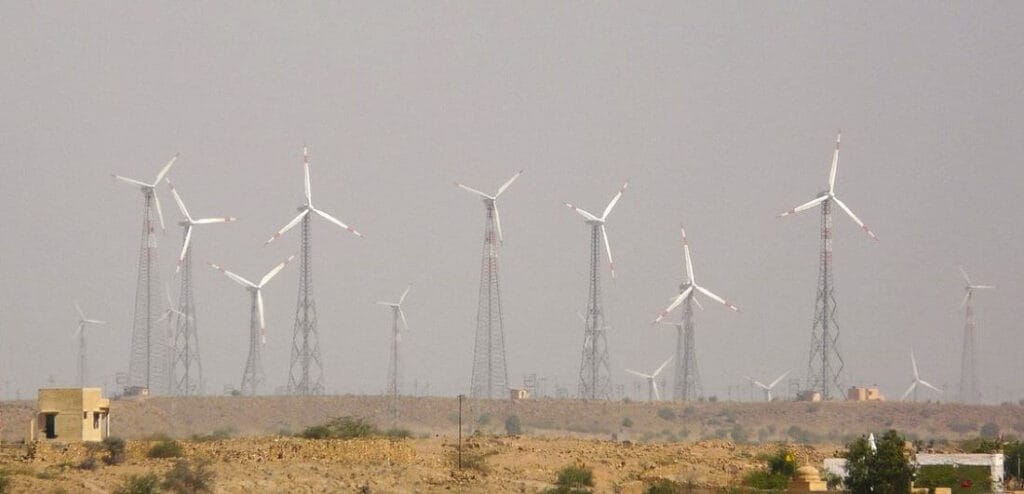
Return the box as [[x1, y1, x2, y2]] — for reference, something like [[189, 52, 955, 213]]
[[266, 146, 363, 396], [564, 182, 627, 400], [901, 351, 941, 402], [779, 132, 877, 399], [210, 256, 295, 395], [625, 356, 673, 401], [168, 181, 236, 396], [456, 170, 522, 399], [73, 302, 107, 388], [376, 285, 411, 418], [113, 154, 177, 394], [744, 370, 791, 402], [957, 266, 994, 403], [653, 226, 739, 401]]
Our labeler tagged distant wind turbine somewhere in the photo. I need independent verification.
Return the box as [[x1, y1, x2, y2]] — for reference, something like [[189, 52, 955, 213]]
[[900, 351, 941, 402], [744, 370, 791, 402], [626, 356, 674, 401]]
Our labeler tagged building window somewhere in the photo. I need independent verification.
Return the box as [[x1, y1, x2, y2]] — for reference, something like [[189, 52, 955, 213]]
[[93, 412, 100, 429]]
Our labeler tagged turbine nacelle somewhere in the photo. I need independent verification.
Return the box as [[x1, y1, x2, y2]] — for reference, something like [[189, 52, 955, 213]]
[[652, 225, 738, 324], [456, 170, 523, 244], [564, 181, 628, 278], [266, 146, 363, 245]]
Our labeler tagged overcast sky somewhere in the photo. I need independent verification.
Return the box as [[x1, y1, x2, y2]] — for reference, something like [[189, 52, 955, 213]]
[[1, 2, 1021, 402]]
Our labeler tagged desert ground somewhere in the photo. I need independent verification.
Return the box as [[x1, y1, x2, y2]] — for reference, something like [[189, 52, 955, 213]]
[[1, 395, 1021, 492]]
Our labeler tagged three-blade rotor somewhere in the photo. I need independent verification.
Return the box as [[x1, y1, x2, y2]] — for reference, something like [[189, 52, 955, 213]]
[[744, 370, 791, 401], [377, 284, 412, 333], [209, 255, 296, 343], [653, 226, 738, 324], [900, 350, 941, 401], [958, 266, 995, 309], [564, 182, 628, 277], [113, 154, 179, 232], [625, 355, 673, 400], [168, 181, 236, 272], [778, 132, 878, 240], [73, 301, 108, 338], [456, 170, 523, 244], [266, 146, 363, 245]]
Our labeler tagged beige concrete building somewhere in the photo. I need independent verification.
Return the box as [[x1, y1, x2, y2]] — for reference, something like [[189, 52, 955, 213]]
[[509, 388, 529, 400], [27, 388, 110, 442], [846, 386, 885, 401]]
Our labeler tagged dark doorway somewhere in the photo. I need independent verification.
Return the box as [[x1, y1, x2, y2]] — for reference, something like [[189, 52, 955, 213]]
[[44, 413, 57, 439]]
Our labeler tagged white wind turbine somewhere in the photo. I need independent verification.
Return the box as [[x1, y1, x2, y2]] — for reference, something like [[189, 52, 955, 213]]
[[378, 285, 412, 416], [957, 266, 994, 404], [778, 132, 878, 240], [168, 181, 236, 272], [209, 255, 295, 395], [626, 356, 674, 401], [113, 154, 178, 233], [653, 226, 739, 324], [564, 182, 628, 277], [73, 302, 107, 388], [456, 170, 523, 244], [900, 351, 941, 402], [744, 370, 791, 402]]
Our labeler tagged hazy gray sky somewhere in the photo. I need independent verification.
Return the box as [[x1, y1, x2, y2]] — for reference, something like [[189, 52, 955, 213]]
[[2, 2, 1022, 402]]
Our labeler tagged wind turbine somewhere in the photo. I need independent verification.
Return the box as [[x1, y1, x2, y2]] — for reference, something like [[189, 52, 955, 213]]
[[266, 146, 362, 396], [377, 285, 411, 418], [456, 171, 521, 399], [113, 154, 178, 394], [900, 351, 941, 402], [652, 226, 738, 402], [745, 370, 791, 402], [565, 181, 628, 400], [167, 181, 235, 396], [778, 132, 877, 400], [625, 356, 674, 401], [73, 302, 107, 388], [957, 266, 994, 403], [209, 255, 295, 396]]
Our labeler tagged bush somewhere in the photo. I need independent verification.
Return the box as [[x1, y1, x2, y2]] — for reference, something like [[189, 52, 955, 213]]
[[656, 407, 676, 421], [1005, 441, 1024, 488], [162, 459, 215, 494], [621, 417, 633, 428], [550, 464, 593, 492], [102, 436, 127, 465], [844, 430, 914, 494], [115, 473, 161, 494], [505, 415, 522, 435], [645, 478, 689, 493], [744, 470, 789, 490], [190, 427, 235, 442], [980, 422, 1000, 439], [0, 471, 9, 494], [148, 438, 184, 459], [383, 427, 412, 439], [77, 455, 98, 471], [744, 448, 797, 490], [300, 416, 378, 439]]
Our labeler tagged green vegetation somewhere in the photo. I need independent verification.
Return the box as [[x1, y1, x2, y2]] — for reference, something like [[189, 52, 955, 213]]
[[505, 415, 522, 435], [656, 407, 676, 421], [0, 471, 9, 494], [621, 417, 633, 428], [190, 427, 236, 442], [843, 430, 914, 494], [743, 448, 797, 490], [979, 422, 1000, 439], [148, 438, 185, 459], [299, 416, 377, 439], [115, 473, 161, 494], [162, 459, 216, 494], [915, 464, 991, 494], [644, 478, 691, 493], [1006, 441, 1024, 489], [545, 464, 594, 493], [102, 436, 127, 465]]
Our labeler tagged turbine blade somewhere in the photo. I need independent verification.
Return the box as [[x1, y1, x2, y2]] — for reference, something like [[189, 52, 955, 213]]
[[828, 132, 841, 195], [167, 181, 192, 223], [972, 285, 995, 290], [176, 225, 193, 273], [779, 195, 827, 217], [911, 351, 919, 380], [564, 202, 601, 222], [694, 285, 739, 312], [653, 286, 693, 324], [959, 290, 970, 310], [653, 381, 661, 401], [74, 301, 85, 320], [259, 254, 296, 287], [266, 210, 309, 245], [652, 356, 674, 377], [625, 369, 650, 379], [303, 145, 312, 206], [113, 175, 151, 187], [399, 284, 412, 305], [832, 197, 878, 240], [601, 224, 615, 278], [192, 217, 237, 225], [153, 193, 166, 232], [153, 153, 178, 185], [919, 380, 941, 393], [681, 226, 694, 284], [493, 204, 504, 244], [399, 308, 409, 332], [495, 169, 523, 197], [958, 266, 972, 285], [73, 322, 84, 338], [256, 290, 266, 331], [84, 319, 107, 325], [601, 182, 629, 219], [312, 207, 363, 238], [455, 182, 493, 200], [768, 370, 792, 389], [208, 262, 257, 288], [901, 382, 917, 401]]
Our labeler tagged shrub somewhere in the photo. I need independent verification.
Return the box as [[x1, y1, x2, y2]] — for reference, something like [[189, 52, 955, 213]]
[[115, 473, 161, 494], [744, 448, 797, 490], [553, 463, 593, 491], [730, 424, 749, 444], [1005, 441, 1024, 487], [645, 478, 689, 493], [656, 407, 676, 421], [162, 459, 215, 494], [300, 416, 378, 439], [448, 447, 496, 472], [77, 455, 98, 471], [744, 470, 789, 490], [102, 436, 127, 465], [980, 422, 1000, 439], [0, 471, 9, 494], [622, 417, 633, 428], [190, 427, 236, 442], [148, 438, 185, 459], [383, 427, 411, 439], [505, 415, 522, 435]]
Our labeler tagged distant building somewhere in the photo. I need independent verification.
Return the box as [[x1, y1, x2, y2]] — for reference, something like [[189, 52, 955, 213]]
[[27, 388, 111, 442], [846, 386, 885, 401], [797, 390, 822, 402], [510, 388, 529, 401]]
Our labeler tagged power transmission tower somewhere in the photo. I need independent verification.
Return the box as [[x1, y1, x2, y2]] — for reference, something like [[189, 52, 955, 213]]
[[171, 240, 203, 395], [127, 189, 169, 394], [288, 215, 323, 395], [240, 292, 264, 395], [805, 200, 844, 399], [578, 224, 612, 400], [469, 202, 509, 399], [671, 298, 702, 401], [385, 306, 401, 419], [78, 329, 88, 388]]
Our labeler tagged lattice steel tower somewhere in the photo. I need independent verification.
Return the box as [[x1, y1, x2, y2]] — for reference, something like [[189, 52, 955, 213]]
[[377, 285, 410, 419], [114, 155, 177, 395], [579, 224, 612, 400], [457, 171, 521, 400], [957, 267, 994, 404], [778, 132, 877, 400], [171, 243, 203, 395]]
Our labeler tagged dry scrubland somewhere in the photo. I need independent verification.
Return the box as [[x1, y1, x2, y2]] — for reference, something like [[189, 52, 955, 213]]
[[0, 395, 1021, 492]]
